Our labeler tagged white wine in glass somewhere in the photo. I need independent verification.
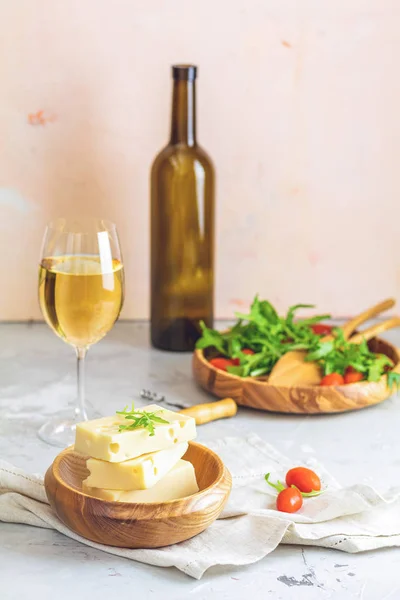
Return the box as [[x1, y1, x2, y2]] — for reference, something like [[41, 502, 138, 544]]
[[38, 218, 124, 447]]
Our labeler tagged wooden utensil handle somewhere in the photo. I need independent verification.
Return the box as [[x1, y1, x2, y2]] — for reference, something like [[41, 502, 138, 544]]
[[350, 317, 400, 344], [339, 298, 396, 341], [179, 398, 237, 425]]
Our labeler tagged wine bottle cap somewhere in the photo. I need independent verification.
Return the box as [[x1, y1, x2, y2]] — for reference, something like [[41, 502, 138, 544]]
[[172, 65, 197, 81]]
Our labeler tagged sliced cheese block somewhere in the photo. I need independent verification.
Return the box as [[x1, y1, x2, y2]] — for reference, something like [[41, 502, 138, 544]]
[[84, 442, 188, 490], [74, 404, 196, 462], [82, 459, 199, 503]]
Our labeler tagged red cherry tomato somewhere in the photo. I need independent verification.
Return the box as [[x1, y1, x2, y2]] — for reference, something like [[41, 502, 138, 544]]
[[344, 370, 364, 384], [276, 487, 303, 513], [311, 324, 333, 336], [209, 358, 235, 371], [242, 348, 255, 355], [320, 372, 344, 386], [285, 467, 321, 493], [231, 358, 240, 366]]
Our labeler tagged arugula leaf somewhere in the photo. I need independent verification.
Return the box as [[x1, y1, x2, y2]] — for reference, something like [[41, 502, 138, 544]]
[[228, 336, 242, 358], [298, 314, 332, 326], [116, 403, 169, 436], [286, 304, 314, 325], [305, 341, 335, 362], [196, 321, 228, 356], [258, 299, 280, 324], [250, 366, 271, 377], [367, 355, 392, 382], [226, 365, 245, 376], [388, 371, 400, 392], [235, 296, 280, 329]]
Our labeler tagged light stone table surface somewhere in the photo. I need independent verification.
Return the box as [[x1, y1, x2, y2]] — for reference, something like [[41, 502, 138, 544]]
[[1, 321, 400, 600]]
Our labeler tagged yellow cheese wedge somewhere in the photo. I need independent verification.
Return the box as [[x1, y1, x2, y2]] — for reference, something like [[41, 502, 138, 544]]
[[82, 459, 199, 503], [74, 404, 196, 462], [84, 442, 188, 490]]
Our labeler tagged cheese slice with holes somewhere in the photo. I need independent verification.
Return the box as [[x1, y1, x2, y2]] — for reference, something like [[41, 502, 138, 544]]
[[74, 404, 196, 462], [82, 459, 199, 503], [83, 442, 188, 490]]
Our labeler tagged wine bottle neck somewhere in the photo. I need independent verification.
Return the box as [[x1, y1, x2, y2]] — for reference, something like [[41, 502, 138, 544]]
[[170, 80, 196, 146]]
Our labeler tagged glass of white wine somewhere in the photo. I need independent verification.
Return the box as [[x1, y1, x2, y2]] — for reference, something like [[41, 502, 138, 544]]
[[38, 218, 125, 447]]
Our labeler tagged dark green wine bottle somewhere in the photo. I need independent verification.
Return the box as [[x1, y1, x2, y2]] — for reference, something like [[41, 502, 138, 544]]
[[150, 65, 215, 351]]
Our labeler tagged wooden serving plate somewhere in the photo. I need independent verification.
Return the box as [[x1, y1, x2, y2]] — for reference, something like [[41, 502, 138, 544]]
[[193, 337, 400, 414], [45, 441, 231, 548]]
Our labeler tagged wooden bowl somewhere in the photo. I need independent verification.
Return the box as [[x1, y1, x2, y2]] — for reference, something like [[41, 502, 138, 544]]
[[45, 441, 231, 548], [193, 337, 400, 414]]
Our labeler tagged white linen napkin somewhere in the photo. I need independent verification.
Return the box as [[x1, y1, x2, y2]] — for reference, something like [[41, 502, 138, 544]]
[[1, 433, 400, 580]]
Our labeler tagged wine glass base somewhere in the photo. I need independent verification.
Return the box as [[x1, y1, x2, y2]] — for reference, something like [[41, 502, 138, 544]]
[[38, 414, 79, 448]]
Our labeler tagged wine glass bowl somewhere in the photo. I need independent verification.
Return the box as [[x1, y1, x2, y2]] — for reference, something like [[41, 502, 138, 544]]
[[39, 254, 124, 348], [38, 218, 124, 447]]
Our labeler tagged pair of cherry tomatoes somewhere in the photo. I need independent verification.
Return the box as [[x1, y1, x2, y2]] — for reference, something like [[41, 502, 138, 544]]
[[209, 349, 254, 371], [267, 467, 322, 514], [320, 366, 364, 386]]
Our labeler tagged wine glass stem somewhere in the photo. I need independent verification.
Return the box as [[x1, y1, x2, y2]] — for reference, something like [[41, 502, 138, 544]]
[[76, 347, 88, 421]]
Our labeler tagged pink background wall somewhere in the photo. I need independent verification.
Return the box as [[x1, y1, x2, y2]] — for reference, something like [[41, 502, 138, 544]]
[[0, 1, 398, 320]]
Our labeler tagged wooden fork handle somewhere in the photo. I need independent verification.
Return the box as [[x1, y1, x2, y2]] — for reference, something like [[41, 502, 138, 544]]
[[338, 298, 396, 341], [179, 398, 237, 425], [350, 317, 400, 344]]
